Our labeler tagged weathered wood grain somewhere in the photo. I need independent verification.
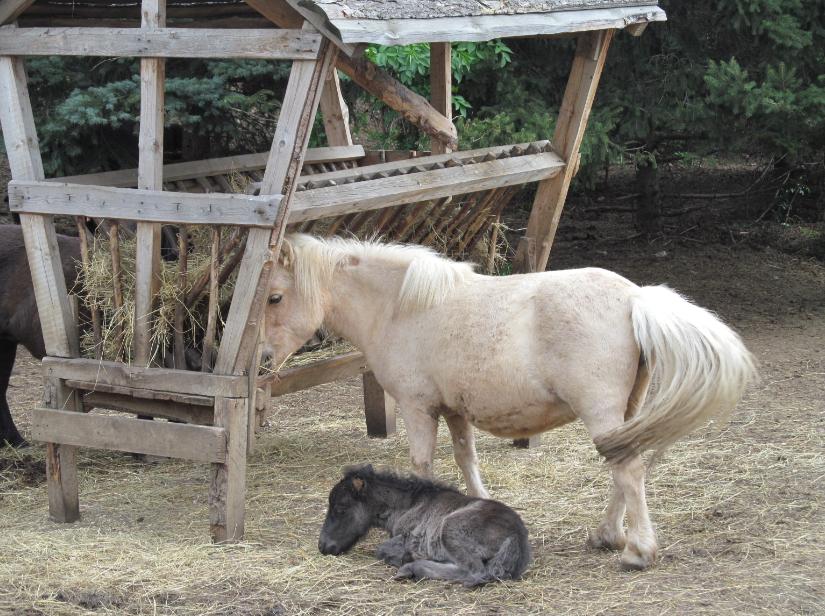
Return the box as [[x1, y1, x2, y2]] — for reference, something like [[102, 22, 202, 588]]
[[429, 42, 452, 155], [265, 351, 369, 396], [9, 181, 283, 226], [32, 407, 227, 463], [209, 397, 248, 542]]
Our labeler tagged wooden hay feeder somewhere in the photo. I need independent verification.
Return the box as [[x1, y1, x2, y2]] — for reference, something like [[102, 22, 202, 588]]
[[0, 0, 665, 541]]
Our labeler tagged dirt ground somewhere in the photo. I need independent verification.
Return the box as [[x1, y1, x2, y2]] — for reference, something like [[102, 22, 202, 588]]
[[0, 161, 823, 615]]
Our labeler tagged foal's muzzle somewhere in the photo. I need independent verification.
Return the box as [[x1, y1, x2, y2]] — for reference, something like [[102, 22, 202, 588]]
[[318, 537, 343, 556]]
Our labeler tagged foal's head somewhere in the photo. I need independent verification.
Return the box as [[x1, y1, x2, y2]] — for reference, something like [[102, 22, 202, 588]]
[[318, 465, 376, 556], [261, 236, 328, 369]]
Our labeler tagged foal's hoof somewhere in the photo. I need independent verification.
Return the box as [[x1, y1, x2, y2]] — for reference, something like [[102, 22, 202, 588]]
[[393, 563, 418, 581], [620, 546, 656, 571], [587, 528, 626, 552]]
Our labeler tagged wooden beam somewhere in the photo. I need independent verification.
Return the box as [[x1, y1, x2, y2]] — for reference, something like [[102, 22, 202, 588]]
[[0, 26, 323, 59], [82, 390, 214, 425], [514, 30, 614, 275], [134, 0, 165, 367], [43, 377, 80, 523], [52, 146, 366, 188], [289, 152, 565, 223], [243, 0, 457, 150], [281, 0, 357, 56], [42, 356, 248, 398], [31, 407, 227, 463], [9, 180, 283, 226], [0, 54, 76, 358], [363, 371, 396, 438], [429, 43, 452, 155], [215, 34, 338, 375], [66, 379, 213, 407], [319, 69, 353, 147], [0, 0, 35, 25], [209, 397, 247, 542], [265, 351, 368, 396]]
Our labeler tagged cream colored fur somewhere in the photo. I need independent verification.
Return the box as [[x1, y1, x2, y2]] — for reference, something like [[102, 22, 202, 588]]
[[263, 234, 757, 570]]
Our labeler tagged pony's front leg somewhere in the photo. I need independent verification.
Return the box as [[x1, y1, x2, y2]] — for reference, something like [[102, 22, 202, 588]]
[[399, 406, 438, 477], [587, 484, 626, 552], [444, 414, 489, 499]]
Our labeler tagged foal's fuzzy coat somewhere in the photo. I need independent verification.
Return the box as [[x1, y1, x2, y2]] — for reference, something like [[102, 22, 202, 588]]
[[318, 465, 531, 586]]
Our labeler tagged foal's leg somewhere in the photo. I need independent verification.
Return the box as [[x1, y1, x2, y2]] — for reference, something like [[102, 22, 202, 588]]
[[398, 406, 439, 477], [394, 560, 479, 586], [444, 414, 489, 498], [376, 535, 411, 568]]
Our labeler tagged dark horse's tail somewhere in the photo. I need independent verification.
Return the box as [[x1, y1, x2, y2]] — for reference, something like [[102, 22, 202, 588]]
[[467, 534, 532, 587]]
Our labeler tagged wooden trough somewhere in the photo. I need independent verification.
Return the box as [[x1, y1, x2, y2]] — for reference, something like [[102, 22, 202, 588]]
[[0, 0, 665, 541]]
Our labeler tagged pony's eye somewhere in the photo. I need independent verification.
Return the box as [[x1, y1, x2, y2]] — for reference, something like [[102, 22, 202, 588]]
[[268, 294, 283, 305]]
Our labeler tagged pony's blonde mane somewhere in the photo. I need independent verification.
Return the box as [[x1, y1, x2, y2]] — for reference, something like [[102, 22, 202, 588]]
[[285, 234, 474, 313]]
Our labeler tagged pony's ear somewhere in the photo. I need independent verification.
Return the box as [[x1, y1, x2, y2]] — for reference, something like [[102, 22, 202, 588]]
[[278, 239, 295, 269], [351, 477, 365, 492]]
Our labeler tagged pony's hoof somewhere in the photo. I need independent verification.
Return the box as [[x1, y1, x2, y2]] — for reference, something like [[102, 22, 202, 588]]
[[620, 545, 656, 571], [393, 563, 417, 581], [587, 528, 626, 552]]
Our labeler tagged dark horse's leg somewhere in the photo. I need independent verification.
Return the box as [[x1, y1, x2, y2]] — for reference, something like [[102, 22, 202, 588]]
[[0, 341, 26, 447]]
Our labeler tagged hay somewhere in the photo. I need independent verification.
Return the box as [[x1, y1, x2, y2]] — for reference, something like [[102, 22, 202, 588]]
[[78, 227, 238, 364]]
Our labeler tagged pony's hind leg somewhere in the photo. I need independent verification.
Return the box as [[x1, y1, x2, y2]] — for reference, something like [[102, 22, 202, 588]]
[[394, 559, 482, 587], [399, 405, 439, 477], [444, 414, 489, 498]]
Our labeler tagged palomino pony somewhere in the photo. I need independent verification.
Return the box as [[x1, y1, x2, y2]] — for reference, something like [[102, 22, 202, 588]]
[[262, 234, 756, 570]]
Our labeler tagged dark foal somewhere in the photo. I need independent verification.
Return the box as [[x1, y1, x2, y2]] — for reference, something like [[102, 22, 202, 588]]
[[318, 465, 531, 587], [0, 225, 80, 447]]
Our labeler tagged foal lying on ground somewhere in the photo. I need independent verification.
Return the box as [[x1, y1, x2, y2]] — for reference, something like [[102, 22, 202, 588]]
[[318, 465, 531, 586]]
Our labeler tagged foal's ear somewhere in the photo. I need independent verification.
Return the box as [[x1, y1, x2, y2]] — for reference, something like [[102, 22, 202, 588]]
[[351, 477, 365, 492]]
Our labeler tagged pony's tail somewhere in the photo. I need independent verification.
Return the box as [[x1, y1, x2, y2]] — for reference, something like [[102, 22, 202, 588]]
[[594, 285, 757, 465], [465, 534, 532, 587]]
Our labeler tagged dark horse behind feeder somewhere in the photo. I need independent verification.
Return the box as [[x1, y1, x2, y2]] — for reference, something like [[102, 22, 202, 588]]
[[0, 224, 80, 447], [318, 465, 532, 586]]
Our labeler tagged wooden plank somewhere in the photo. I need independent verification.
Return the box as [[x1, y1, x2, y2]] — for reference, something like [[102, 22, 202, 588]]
[[209, 397, 247, 542], [429, 42, 452, 155], [363, 371, 396, 438], [9, 181, 283, 226], [324, 6, 666, 45], [31, 407, 227, 463], [65, 379, 213, 407], [289, 152, 565, 223], [281, 0, 357, 56], [215, 35, 338, 375], [265, 351, 369, 396], [514, 30, 613, 274], [52, 146, 366, 188], [0, 0, 36, 25], [134, 0, 165, 367], [296, 141, 549, 187], [42, 356, 248, 398], [0, 54, 76, 358], [83, 390, 215, 425], [0, 26, 323, 59], [319, 69, 353, 146]]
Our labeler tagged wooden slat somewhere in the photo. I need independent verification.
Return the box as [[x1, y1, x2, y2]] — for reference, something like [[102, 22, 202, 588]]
[[9, 181, 283, 226], [289, 152, 565, 223], [215, 33, 337, 375], [515, 30, 614, 274], [319, 69, 353, 147], [429, 42, 452, 155], [0, 26, 323, 59], [0, 0, 36, 25], [53, 146, 366, 188], [209, 397, 247, 542], [64, 379, 213, 407], [0, 54, 76, 358], [31, 407, 227, 463], [82, 391, 213, 425], [42, 356, 248, 398], [134, 0, 165, 367], [265, 351, 368, 396]]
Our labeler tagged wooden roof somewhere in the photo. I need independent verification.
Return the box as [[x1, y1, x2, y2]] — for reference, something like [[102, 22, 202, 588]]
[[291, 0, 666, 44]]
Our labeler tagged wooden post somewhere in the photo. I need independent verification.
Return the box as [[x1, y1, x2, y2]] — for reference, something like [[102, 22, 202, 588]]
[[363, 372, 396, 438], [43, 376, 81, 522], [209, 397, 247, 542], [133, 0, 166, 365], [430, 42, 452, 155], [319, 68, 353, 146], [514, 30, 614, 275]]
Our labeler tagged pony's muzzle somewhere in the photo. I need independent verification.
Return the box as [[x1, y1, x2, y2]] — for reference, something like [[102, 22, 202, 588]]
[[318, 537, 343, 556]]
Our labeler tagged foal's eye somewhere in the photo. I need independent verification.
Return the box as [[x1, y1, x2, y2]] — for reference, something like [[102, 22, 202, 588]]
[[268, 293, 283, 305]]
